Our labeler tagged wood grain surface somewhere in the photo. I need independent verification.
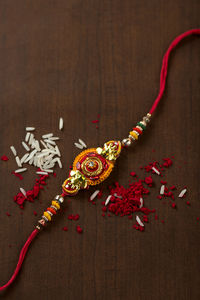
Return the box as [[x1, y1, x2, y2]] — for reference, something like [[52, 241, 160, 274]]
[[0, 1, 200, 299]]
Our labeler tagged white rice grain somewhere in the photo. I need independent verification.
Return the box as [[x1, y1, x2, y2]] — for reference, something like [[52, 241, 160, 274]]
[[136, 215, 144, 227], [48, 136, 60, 141], [26, 127, 35, 131], [79, 138, 87, 148], [74, 142, 83, 149], [44, 139, 56, 146], [105, 195, 112, 206], [160, 185, 165, 195], [178, 188, 187, 198], [42, 169, 53, 173], [113, 193, 122, 199], [15, 168, 27, 173], [55, 145, 61, 157], [56, 158, 62, 168], [22, 141, 30, 152], [59, 117, 64, 130], [25, 149, 37, 162], [139, 197, 143, 208], [90, 190, 100, 201], [20, 187, 26, 197], [25, 132, 30, 142], [40, 140, 47, 149], [15, 156, 22, 167], [20, 153, 29, 164], [10, 146, 17, 156], [42, 133, 53, 139], [152, 166, 160, 175], [36, 171, 48, 175], [29, 133, 34, 145]]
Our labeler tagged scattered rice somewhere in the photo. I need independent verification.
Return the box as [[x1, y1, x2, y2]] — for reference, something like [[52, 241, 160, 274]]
[[59, 117, 64, 130], [42, 133, 53, 139], [20, 187, 26, 197], [10, 146, 17, 156], [11, 123, 63, 177], [40, 140, 47, 149], [56, 158, 62, 168], [36, 171, 48, 175], [42, 169, 53, 173], [26, 127, 35, 131], [136, 215, 144, 227], [160, 185, 165, 195], [90, 190, 100, 201], [74, 142, 83, 149], [113, 193, 122, 199], [105, 195, 112, 206], [26, 149, 37, 162], [78, 138, 87, 148], [29, 133, 34, 145], [44, 139, 56, 145], [49, 137, 59, 141], [15, 168, 27, 173], [55, 145, 61, 157], [15, 156, 22, 167], [139, 197, 143, 208], [20, 153, 29, 164], [178, 188, 187, 198], [152, 166, 160, 175], [25, 132, 30, 142], [22, 141, 30, 152]]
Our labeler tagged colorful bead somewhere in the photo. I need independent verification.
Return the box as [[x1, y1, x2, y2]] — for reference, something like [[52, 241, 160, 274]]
[[136, 125, 143, 132], [51, 205, 58, 211], [43, 211, 51, 221], [130, 131, 138, 140], [133, 127, 142, 135], [47, 207, 57, 215], [129, 134, 135, 141], [52, 200, 60, 210], [55, 195, 64, 204], [42, 215, 49, 222], [137, 122, 146, 130], [122, 138, 132, 147]]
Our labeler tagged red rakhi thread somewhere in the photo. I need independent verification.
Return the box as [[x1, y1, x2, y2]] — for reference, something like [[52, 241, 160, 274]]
[[0, 229, 38, 291], [1, 29, 200, 292], [149, 29, 200, 114]]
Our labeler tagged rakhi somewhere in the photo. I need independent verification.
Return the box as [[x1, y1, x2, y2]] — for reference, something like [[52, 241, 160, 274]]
[[0, 28, 200, 291]]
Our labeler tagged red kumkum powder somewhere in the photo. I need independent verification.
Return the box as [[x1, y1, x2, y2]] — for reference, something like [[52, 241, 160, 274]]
[[1, 155, 9, 161], [14, 173, 49, 209], [102, 180, 155, 218]]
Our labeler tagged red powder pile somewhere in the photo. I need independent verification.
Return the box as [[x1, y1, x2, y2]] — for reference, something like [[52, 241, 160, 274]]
[[14, 173, 49, 209], [101, 180, 155, 219]]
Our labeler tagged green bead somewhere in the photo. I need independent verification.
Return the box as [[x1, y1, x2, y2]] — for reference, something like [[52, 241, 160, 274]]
[[137, 122, 146, 130]]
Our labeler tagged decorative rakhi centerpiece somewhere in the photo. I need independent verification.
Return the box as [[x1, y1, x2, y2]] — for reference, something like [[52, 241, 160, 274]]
[[62, 140, 121, 195]]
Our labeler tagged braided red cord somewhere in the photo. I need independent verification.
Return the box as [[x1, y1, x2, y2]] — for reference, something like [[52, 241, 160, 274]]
[[149, 29, 200, 115], [0, 229, 39, 292]]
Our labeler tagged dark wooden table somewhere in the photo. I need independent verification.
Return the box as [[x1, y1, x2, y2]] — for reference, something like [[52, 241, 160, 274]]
[[0, 1, 200, 299]]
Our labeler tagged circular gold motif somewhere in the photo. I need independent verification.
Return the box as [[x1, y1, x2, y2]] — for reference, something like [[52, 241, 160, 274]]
[[81, 157, 103, 177], [72, 148, 114, 186]]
